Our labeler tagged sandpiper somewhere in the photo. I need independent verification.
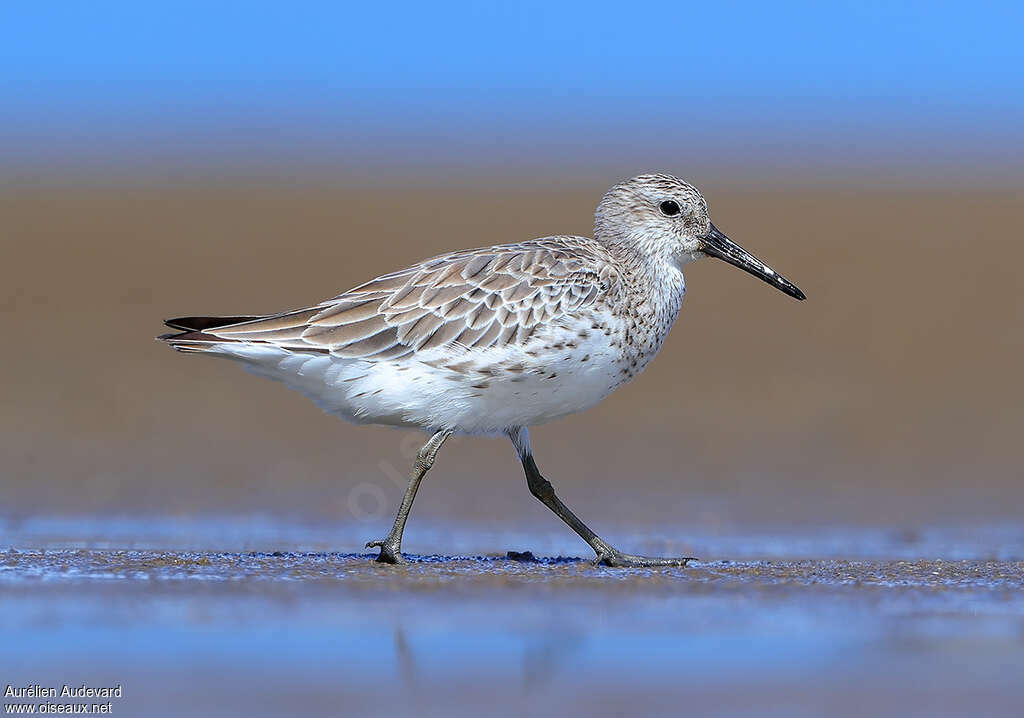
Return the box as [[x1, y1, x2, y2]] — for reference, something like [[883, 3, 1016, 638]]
[[160, 174, 805, 567]]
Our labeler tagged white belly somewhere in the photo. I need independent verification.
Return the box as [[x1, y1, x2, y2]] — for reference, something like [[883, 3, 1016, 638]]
[[208, 319, 631, 435]]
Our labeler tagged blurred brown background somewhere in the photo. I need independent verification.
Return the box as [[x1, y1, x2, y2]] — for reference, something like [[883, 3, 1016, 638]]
[[2, 179, 1021, 533]]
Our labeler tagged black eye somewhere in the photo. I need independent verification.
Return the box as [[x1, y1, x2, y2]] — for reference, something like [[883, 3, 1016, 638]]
[[659, 200, 681, 217]]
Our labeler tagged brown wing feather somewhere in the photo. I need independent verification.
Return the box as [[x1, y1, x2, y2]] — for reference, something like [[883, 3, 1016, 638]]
[[176, 237, 615, 359]]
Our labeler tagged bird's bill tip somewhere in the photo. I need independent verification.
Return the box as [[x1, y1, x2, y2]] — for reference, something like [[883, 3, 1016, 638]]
[[700, 225, 806, 301]]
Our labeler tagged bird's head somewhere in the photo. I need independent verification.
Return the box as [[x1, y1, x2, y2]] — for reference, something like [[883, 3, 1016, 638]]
[[595, 173, 805, 300]]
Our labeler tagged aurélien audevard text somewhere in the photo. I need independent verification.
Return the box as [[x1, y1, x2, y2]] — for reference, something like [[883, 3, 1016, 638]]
[[6, 685, 122, 700]]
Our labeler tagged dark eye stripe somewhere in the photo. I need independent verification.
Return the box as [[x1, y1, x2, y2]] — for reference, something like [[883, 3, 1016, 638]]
[[659, 200, 681, 217]]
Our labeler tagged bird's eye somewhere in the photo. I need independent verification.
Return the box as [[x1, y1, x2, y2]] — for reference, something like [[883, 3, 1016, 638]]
[[659, 200, 681, 217]]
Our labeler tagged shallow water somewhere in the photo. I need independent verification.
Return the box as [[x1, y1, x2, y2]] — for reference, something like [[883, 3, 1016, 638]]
[[3, 517, 1022, 717]]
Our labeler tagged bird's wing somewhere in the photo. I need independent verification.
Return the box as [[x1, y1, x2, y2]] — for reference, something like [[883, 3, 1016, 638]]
[[183, 237, 616, 360]]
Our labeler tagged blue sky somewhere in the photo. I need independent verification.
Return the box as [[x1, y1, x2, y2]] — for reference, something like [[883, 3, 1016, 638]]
[[2, 1, 1022, 178]]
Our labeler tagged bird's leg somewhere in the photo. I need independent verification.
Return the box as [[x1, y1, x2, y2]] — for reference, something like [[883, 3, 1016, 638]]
[[508, 427, 695, 568], [367, 429, 452, 564]]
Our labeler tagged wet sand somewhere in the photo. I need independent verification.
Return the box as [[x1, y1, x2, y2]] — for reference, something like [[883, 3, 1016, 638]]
[[2, 518, 1023, 717], [2, 181, 1023, 715]]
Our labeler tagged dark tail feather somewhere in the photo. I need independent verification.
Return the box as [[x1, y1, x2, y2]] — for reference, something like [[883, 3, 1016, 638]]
[[158, 328, 240, 353], [164, 315, 266, 332]]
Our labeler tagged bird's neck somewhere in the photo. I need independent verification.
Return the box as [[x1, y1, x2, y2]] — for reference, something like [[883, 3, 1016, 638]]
[[596, 235, 688, 384], [602, 232, 687, 302]]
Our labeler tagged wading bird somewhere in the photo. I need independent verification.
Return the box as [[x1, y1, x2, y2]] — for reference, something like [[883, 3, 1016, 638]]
[[160, 174, 805, 566]]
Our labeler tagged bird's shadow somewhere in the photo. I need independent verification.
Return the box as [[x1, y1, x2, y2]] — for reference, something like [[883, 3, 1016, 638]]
[[355, 550, 587, 565]]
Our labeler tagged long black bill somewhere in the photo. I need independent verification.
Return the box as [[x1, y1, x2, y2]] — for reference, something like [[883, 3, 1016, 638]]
[[700, 224, 806, 300]]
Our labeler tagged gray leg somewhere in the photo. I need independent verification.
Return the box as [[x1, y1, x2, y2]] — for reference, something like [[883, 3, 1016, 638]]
[[508, 427, 695, 568], [367, 429, 452, 564]]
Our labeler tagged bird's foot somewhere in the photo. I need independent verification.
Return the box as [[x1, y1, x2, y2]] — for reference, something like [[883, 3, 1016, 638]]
[[594, 549, 696, 568], [366, 537, 404, 564]]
